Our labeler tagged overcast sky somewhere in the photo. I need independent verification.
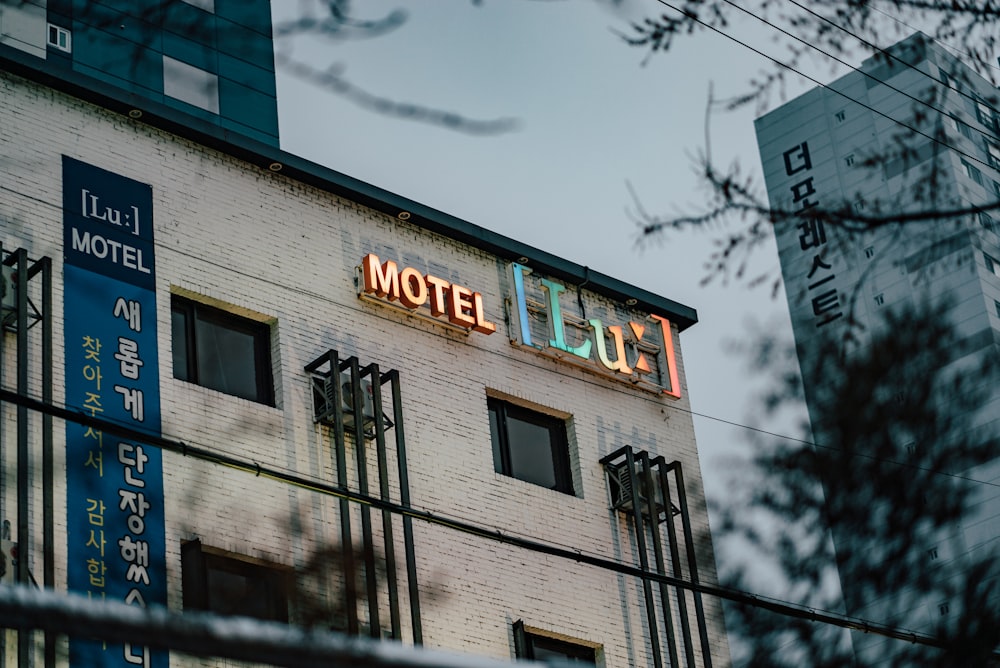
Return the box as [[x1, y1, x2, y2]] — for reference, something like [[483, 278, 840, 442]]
[[270, 0, 857, 570]]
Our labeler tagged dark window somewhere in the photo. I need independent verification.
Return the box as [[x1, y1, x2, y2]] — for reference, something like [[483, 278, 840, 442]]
[[975, 100, 999, 132], [172, 296, 274, 405], [163, 56, 219, 114], [980, 211, 996, 233], [513, 621, 596, 664], [987, 141, 1000, 169], [46, 24, 71, 52], [963, 160, 984, 185], [986, 253, 1000, 277], [181, 540, 289, 622], [950, 115, 972, 139], [488, 397, 573, 495], [180, 0, 215, 12]]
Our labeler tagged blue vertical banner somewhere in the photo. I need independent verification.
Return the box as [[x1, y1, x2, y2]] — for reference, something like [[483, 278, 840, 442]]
[[63, 156, 167, 668]]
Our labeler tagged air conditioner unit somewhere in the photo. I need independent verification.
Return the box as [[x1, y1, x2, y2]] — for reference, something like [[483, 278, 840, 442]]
[[0, 265, 17, 326], [606, 460, 676, 522], [0, 539, 16, 583], [311, 370, 392, 437]]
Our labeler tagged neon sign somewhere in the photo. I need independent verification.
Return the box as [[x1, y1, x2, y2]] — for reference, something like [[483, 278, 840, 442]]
[[360, 253, 497, 334], [509, 263, 681, 398]]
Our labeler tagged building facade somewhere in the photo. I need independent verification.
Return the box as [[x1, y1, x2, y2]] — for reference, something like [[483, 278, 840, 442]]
[[0, 1, 729, 666], [756, 33, 1000, 663], [0, 0, 279, 144]]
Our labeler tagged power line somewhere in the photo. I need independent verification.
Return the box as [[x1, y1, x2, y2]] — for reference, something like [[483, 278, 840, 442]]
[[648, 0, 999, 174], [20, 48, 997, 500], [682, 406, 1000, 491], [71, 239, 1000, 501], [157, 242, 1000, 494], [782, 0, 1000, 120], [632, 1, 1000, 489], [0, 386, 978, 654], [865, 3, 1000, 76], [723, 0, 1000, 144]]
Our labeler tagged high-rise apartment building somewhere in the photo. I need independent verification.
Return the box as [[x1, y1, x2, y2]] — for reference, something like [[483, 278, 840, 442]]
[[756, 32, 1000, 662], [0, 1, 729, 666]]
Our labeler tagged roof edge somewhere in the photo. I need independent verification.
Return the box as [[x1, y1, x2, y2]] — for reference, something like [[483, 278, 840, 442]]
[[0, 48, 698, 331]]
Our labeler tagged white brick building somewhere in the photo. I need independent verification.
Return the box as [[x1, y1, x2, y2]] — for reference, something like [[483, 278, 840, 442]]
[[0, 2, 728, 667]]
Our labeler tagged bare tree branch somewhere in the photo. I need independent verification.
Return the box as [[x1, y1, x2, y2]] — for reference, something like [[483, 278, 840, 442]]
[[274, 53, 519, 135]]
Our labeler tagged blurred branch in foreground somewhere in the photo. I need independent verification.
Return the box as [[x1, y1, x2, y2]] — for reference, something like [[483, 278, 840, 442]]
[[718, 300, 1000, 666]]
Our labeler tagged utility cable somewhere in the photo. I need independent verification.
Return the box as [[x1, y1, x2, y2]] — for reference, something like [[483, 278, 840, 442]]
[[158, 243, 1000, 493], [784, 0, 1000, 105], [723, 0, 1000, 145], [152, 243, 1000, 496], [638, 1, 1000, 490], [681, 405, 1000, 490], [22, 79, 1000, 498], [649, 0, 999, 174], [110, 244, 1000, 494], [0, 386, 985, 656], [866, 3, 1000, 75]]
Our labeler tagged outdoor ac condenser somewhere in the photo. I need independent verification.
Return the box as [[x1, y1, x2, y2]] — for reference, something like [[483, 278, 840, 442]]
[[1, 265, 17, 326], [312, 371, 375, 427], [605, 460, 671, 523]]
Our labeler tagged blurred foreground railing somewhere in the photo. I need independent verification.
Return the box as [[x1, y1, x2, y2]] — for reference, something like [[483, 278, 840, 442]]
[[0, 584, 567, 668]]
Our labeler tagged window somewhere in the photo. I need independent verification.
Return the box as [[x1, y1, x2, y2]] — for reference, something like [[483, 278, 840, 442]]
[[864, 246, 875, 259], [181, 0, 215, 11], [171, 296, 274, 404], [986, 253, 1000, 277], [513, 621, 597, 664], [834, 110, 846, 123], [46, 24, 70, 52], [874, 293, 885, 306], [844, 154, 855, 167], [995, 300, 1000, 318], [488, 397, 573, 494], [980, 211, 996, 233], [987, 141, 1000, 169], [975, 99, 998, 132], [181, 541, 290, 622], [949, 115, 974, 140], [963, 160, 984, 185], [163, 56, 219, 114]]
